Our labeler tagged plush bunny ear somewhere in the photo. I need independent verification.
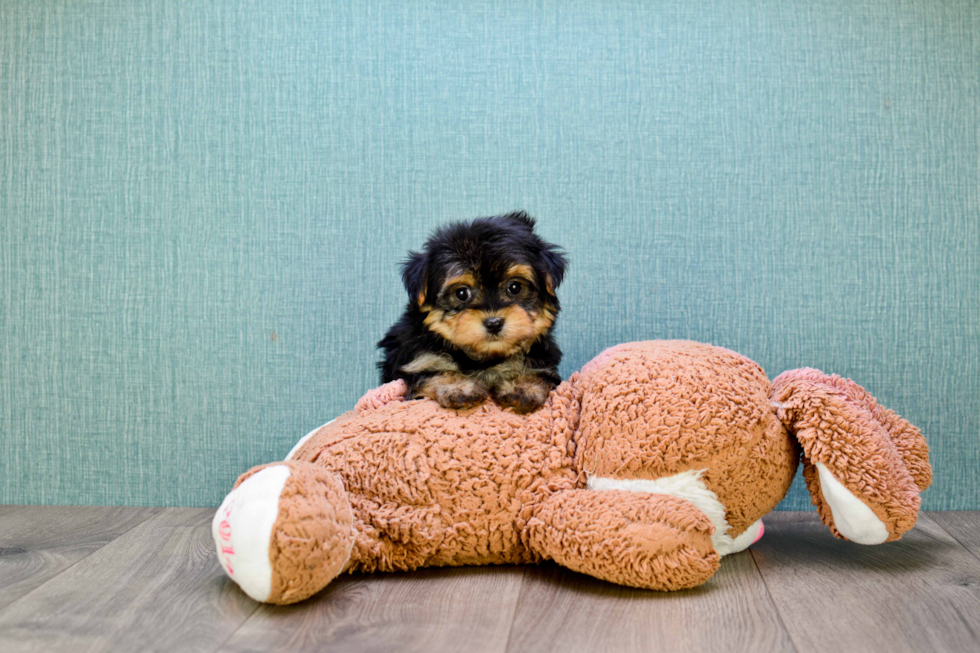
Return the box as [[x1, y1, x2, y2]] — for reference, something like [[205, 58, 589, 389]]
[[771, 369, 931, 544], [400, 251, 428, 306]]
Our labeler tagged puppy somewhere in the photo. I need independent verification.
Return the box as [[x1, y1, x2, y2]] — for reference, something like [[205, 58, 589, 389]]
[[378, 212, 567, 414]]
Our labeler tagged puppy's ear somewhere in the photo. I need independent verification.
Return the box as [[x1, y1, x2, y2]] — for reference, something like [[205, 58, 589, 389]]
[[401, 251, 428, 306], [540, 244, 567, 296]]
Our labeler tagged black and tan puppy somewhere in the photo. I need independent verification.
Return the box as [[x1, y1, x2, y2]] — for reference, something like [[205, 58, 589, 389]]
[[378, 212, 567, 414]]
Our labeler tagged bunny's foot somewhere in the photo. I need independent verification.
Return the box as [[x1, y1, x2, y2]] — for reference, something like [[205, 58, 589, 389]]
[[526, 489, 721, 590], [213, 461, 354, 604]]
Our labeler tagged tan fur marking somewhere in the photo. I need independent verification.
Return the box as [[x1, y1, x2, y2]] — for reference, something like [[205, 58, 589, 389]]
[[424, 308, 538, 359], [473, 355, 531, 387], [424, 303, 553, 360], [417, 372, 489, 410], [441, 271, 477, 292], [493, 375, 552, 414], [453, 310, 491, 347], [533, 303, 557, 333], [400, 352, 459, 375], [505, 264, 536, 284]]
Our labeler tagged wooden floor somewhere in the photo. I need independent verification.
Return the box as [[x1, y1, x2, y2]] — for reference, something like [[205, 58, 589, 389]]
[[0, 508, 978, 653]]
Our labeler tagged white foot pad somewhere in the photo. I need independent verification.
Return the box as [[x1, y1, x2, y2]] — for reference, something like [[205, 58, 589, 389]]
[[728, 519, 765, 554], [212, 465, 292, 601], [815, 462, 889, 544]]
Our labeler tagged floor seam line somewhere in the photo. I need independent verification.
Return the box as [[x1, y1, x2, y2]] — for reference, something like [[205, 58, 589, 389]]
[[749, 545, 802, 653], [0, 506, 164, 618], [925, 513, 980, 565], [207, 602, 263, 653]]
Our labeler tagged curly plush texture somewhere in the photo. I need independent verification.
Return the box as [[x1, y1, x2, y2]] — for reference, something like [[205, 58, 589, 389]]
[[573, 341, 798, 537], [235, 462, 354, 604], [292, 378, 583, 572], [527, 490, 720, 590], [771, 369, 931, 542], [219, 340, 931, 604]]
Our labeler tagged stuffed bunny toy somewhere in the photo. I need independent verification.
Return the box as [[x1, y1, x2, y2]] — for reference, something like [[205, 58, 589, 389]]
[[213, 340, 931, 604]]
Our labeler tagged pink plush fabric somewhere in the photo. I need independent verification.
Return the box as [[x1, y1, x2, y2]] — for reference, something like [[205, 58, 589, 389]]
[[221, 340, 931, 604], [771, 368, 932, 541]]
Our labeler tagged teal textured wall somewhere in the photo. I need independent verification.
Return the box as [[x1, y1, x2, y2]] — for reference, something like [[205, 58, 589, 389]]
[[1, 0, 977, 509]]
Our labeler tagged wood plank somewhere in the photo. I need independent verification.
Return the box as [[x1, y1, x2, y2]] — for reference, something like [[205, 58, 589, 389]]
[[217, 565, 525, 653], [751, 511, 980, 653], [505, 553, 795, 653], [0, 508, 258, 653], [0, 505, 160, 610], [930, 512, 980, 561]]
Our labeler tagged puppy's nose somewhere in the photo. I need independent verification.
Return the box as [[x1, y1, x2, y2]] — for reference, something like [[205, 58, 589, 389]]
[[483, 317, 505, 335]]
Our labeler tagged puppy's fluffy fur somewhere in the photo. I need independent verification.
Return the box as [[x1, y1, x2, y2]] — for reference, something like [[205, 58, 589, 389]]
[[378, 212, 566, 414]]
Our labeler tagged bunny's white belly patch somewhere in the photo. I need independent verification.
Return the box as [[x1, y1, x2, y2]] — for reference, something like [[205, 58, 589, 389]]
[[587, 469, 761, 556]]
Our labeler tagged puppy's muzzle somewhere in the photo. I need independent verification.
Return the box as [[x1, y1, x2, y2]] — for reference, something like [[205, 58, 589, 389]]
[[483, 316, 505, 335]]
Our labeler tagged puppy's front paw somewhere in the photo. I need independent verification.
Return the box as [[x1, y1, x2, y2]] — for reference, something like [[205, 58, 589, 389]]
[[437, 380, 489, 410], [493, 376, 552, 414], [420, 374, 489, 411]]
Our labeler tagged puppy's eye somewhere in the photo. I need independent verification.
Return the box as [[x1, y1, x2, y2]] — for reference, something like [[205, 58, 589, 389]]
[[454, 286, 472, 302], [506, 280, 524, 297]]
